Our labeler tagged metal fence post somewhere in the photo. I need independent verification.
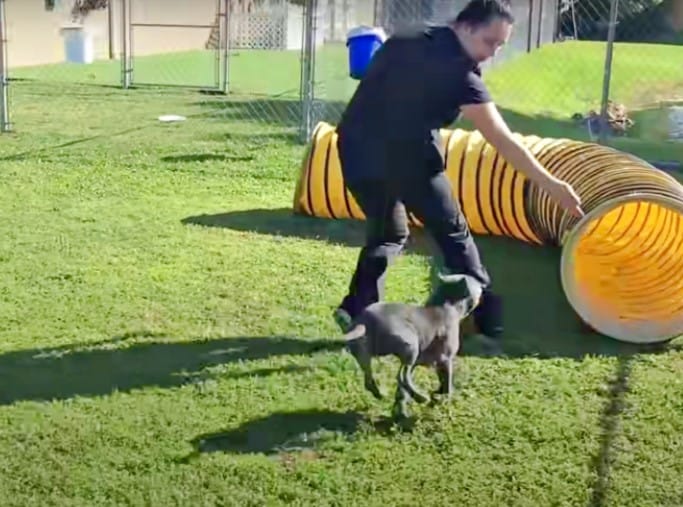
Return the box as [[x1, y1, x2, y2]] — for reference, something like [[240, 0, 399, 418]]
[[0, 0, 10, 133], [108, 0, 115, 59], [121, 0, 132, 89], [599, 0, 619, 144], [300, 0, 317, 143], [373, 0, 382, 26], [220, 0, 230, 94]]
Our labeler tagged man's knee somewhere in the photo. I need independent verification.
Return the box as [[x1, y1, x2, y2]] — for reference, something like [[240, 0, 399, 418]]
[[365, 231, 409, 259], [423, 212, 471, 246], [385, 227, 410, 249], [425, 216, 490, 287], [363, 200, 410, 252]]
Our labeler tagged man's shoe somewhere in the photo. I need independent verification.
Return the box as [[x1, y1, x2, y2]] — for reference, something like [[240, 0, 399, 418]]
[[473, 291, 504, 338], [333, 307, 353, 334], [472, 291, 504, 356]]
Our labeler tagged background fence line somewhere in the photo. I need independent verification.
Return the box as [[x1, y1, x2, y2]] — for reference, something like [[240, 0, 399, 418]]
[[0, 0, 10, 132], [0, 0, 681, 170]]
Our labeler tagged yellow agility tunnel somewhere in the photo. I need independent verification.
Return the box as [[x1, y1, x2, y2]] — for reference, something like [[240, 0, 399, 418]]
[[293, 121, 683, 345]]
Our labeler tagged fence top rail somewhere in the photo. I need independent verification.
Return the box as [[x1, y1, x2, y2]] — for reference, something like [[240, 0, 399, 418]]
[[130, 23, 216, 29]]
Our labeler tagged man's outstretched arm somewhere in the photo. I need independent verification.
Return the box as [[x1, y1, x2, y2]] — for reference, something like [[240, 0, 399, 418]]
[[461, 101, 584, 218]]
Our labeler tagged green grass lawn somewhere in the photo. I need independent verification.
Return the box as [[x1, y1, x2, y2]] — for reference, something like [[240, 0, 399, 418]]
[[1, 45, 682, 506]]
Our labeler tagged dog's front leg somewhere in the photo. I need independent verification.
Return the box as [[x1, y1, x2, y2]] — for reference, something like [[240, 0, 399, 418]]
[[442, 358, 454, 399], [433, 358, 454, 400]]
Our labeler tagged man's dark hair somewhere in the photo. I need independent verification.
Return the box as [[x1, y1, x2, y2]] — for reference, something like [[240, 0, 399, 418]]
[[453, 0, 515, 28]]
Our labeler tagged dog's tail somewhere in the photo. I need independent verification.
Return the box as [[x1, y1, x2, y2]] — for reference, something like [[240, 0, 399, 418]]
[[342, 323, 366, 342], [343, 323, 367, 359]]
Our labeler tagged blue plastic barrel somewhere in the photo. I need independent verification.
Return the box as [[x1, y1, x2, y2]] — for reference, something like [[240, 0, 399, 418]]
[[346, 26, 386, 80]]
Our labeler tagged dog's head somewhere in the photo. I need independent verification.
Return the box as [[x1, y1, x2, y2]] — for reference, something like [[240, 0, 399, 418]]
[[426, 272, 483, 318]]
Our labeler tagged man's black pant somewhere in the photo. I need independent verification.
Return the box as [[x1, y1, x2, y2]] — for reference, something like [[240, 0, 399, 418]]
[[337, 135, 503, 338]]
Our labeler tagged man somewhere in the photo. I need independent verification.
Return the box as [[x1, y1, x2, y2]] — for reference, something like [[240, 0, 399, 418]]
[[333, 0, 584, 345]]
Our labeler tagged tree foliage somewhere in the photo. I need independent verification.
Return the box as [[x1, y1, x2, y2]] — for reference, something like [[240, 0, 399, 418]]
[[558, 0, 681, 42], [69, 0, 109, 23]]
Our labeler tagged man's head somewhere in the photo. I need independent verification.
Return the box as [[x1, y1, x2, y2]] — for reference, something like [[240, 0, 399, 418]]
[[451, 0, 514, 62]]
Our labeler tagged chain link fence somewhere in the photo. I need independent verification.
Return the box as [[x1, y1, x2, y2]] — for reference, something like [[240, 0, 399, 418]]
[[0, 0, 9, 132], [304, 0, 608, 144], [214, 0, 311, 133], [0, 0, 681, 168], [306, 0, 373, 128], [597, 0, 683, 166], [122, 0, 228, 91], [0, 0, 312, 137]]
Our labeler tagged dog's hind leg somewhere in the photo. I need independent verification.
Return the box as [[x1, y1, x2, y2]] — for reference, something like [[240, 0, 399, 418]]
[[361, 357, 384, 400], [393, 366, 411, 420]]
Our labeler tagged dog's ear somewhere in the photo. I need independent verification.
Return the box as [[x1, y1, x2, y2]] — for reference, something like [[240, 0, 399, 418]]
[[438, 273, 482, 302], [463, 276, 484, 308], [439, 274, 485, 318]]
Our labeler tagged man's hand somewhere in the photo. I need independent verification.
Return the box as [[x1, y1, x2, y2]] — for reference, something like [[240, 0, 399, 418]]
[[461, 101, 585, 218], [545, 179, 584, 218]]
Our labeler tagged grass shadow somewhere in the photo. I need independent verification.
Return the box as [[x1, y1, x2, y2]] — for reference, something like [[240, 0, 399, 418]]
[[192, 96, 302, 128], [217, 130, 302, 145], [161, 153, 255, 163], [185, 409, 364, 459], [0, 334, 344, 406], [182, 207, 682, 360], [0, 125, 151, 161]]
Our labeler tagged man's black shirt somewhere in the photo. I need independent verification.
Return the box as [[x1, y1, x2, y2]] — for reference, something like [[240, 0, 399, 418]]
[[336, 24, 492, 181]]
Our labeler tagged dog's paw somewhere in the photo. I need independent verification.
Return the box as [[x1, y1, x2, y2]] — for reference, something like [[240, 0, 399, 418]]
[[430, 390, 452, 404], [392, 401, 410, 421], [371, 389, 385, 400], [364, 381, 385, 400], [411, 390, 430, 404], [430, 390, 444, 402]]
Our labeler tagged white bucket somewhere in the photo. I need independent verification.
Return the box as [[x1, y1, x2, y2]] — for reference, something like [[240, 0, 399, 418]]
[[61, 26, 94, 64], [669, 106, 683, 141]]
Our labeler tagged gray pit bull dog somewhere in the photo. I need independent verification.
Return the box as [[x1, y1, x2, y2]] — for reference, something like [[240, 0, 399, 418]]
[[342, 273, 483, 419]]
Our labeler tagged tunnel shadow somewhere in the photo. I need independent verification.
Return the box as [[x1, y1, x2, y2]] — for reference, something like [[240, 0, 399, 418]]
[[182, 206, 682, 360], [161, 153, 255, 163], [182, 208, 369, 248], [0, 125, 151, 162]]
